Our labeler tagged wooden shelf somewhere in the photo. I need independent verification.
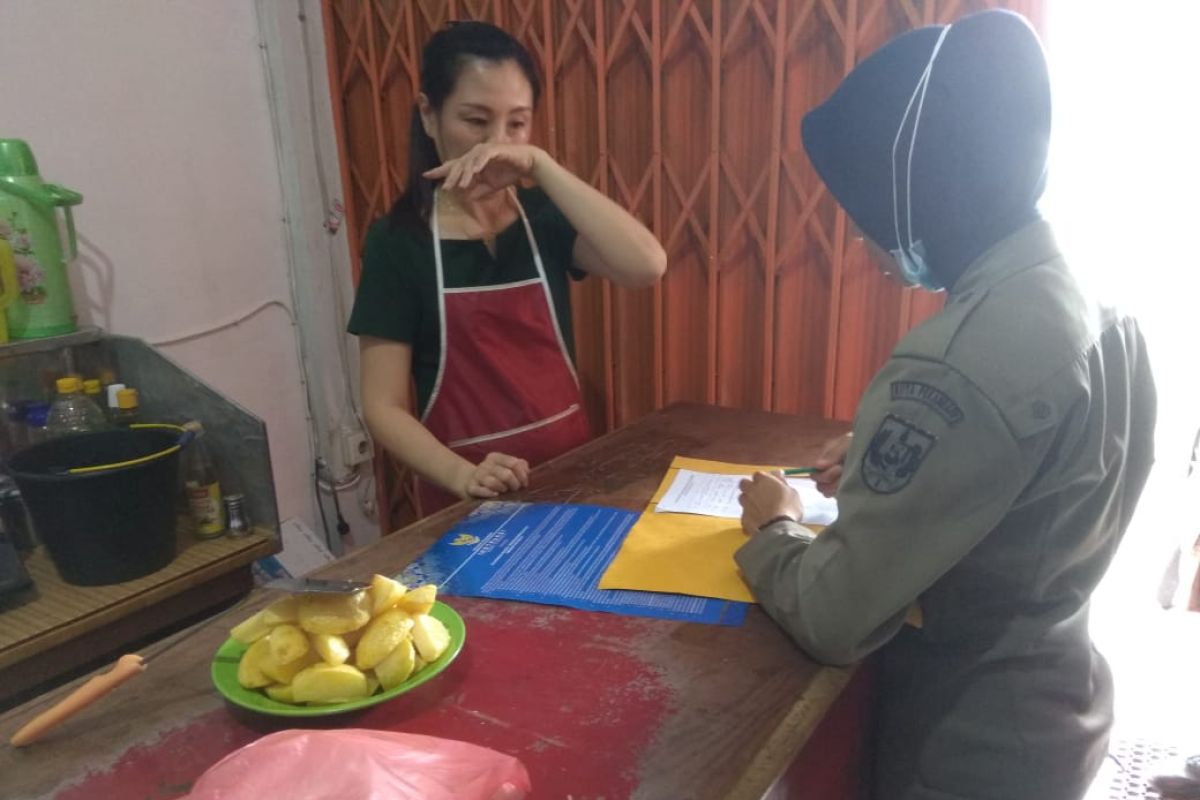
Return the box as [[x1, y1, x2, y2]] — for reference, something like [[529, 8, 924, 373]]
[[0, 525, 275, 671], [0, 325, 102, 359]]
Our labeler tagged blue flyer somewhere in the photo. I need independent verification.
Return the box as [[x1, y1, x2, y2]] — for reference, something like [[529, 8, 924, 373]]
[[402, 501, 747, 626]]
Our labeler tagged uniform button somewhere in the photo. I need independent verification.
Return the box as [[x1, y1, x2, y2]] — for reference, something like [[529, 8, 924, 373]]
[[1031, 400, 1051, 419]]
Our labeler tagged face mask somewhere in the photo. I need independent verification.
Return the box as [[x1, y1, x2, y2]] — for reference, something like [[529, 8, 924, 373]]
[[890, 25, 952, 291]]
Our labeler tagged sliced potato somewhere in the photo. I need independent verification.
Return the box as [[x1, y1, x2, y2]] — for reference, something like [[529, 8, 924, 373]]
[[235, 579, 456, 707], [355, 609, 414, 670], [265, 683, 295, 703], [398, 584, 437, 615], [262, 596, 300, 626], [374, 637, 416, 690], [229, 610, 271, 645], [410, 614, 451, 663], [237, 638, 273, 689], [268, 623, 310, 666], [291, 663, 370, 704], [261, 648, 319, 685], [370, 573, 408, 616], [311, 632, 351, 666], [297, 590, 371, 635]]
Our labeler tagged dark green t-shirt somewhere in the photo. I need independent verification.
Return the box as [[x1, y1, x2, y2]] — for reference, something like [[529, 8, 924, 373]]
[[347, 188, 582, 415]]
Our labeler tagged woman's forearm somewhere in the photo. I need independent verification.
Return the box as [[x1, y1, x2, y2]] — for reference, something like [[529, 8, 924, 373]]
[[363, 400, 473, 498], [531, 150, 666, 287]]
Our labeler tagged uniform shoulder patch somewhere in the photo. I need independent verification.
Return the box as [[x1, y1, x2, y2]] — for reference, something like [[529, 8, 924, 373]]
[[889, 380, 964, 425], [861, 414, 937, 494]]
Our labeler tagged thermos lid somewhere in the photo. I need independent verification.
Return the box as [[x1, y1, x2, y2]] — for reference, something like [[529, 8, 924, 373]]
[[0, 139, 39, 179]]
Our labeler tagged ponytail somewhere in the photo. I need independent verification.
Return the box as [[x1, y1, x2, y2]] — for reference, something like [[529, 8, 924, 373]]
[[389, 106, 442, 234]]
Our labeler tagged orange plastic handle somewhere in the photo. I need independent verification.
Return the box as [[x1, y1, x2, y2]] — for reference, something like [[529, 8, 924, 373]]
[[9, 654, 146, 747]]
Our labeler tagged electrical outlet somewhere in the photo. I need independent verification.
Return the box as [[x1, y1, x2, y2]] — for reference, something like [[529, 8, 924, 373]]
[[340, 428, 373, 467]]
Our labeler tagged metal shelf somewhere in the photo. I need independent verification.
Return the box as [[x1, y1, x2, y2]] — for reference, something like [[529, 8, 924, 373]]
[[0, 326, 103, 359]]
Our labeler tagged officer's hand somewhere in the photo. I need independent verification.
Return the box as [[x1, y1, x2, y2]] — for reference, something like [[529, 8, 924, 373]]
[[462, 452, 530, 499], [812, 433, 852, 498], [738, 470, 803, 536]]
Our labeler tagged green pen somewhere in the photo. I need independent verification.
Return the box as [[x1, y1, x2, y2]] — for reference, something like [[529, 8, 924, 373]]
[[783, 466, 820, 477]]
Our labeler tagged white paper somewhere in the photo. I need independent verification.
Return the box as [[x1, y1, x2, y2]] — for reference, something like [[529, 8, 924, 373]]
[[655, 469, 839, 525]]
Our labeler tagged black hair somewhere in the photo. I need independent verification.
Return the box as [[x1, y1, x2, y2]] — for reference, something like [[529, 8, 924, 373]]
[[389, 21, 541, 234]]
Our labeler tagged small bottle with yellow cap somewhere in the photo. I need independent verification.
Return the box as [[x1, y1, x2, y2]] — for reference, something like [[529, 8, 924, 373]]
[[111, 387, 141, 427]]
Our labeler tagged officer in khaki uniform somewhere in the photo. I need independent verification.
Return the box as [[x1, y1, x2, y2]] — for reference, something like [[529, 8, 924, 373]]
[[735, 10, 1156, 800]]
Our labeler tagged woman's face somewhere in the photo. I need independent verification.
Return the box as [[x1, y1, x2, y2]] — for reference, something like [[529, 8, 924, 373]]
[[420, 58, 534, 163]]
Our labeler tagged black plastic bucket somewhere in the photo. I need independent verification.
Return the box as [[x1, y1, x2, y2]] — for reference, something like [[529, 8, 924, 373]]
[[8, 427, 184, 586]]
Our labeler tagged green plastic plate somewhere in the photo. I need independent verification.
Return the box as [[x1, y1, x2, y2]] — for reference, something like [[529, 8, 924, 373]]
[[211, 600, 465, 717]]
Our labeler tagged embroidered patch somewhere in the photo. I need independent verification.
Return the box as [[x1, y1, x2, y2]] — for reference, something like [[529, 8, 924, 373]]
[[890, 381, 964, 425], [861, 414, 937, 494]]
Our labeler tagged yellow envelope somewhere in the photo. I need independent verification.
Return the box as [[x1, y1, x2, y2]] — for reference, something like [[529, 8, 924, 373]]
[[599, 456, 926, 627], [598, 456, 787, 603]]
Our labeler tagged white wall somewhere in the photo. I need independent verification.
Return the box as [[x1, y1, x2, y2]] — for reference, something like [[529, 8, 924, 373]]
[[0, 1, 316, 530]]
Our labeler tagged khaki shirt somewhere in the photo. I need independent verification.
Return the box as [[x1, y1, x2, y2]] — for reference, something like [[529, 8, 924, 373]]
[[736, 221, 1156, 799]]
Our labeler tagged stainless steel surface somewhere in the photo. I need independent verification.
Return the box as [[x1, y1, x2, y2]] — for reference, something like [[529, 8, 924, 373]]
[[264, 577, 369, 594], [108, 335, 280, 539]]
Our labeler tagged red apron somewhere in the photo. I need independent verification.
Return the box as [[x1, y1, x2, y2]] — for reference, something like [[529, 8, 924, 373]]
[[418, 190, 591, 513]]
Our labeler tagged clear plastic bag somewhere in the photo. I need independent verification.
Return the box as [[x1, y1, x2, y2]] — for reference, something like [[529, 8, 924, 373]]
[[185, 729, 530, 800]]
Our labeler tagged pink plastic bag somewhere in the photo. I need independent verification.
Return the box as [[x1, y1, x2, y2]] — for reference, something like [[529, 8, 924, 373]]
[[185, 729, 531, 800]]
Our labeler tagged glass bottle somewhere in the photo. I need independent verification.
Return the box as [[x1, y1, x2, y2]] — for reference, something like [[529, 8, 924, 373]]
[[223, 494, 251, 538], [112, 388, 140, 427], [181, 421, 225, 540], [45, 377, 109, 436]]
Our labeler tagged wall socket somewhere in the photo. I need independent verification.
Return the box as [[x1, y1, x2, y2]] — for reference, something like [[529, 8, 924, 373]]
[[339, 428, 373, 467]]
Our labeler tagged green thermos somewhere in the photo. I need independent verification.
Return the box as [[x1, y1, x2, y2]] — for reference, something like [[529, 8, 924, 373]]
[[0, 139, 84, 340]]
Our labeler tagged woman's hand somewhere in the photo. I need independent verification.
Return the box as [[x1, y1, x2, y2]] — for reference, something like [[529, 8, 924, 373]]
[[812, 433, 853, 498], [459, 452, 531, 499], [423, 143, 542, 200], [738, 470, 804, 536]]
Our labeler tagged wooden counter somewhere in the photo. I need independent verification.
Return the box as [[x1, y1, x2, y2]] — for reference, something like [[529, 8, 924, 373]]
[[0, 527, 276, 709], [0, 403, 868, 799]]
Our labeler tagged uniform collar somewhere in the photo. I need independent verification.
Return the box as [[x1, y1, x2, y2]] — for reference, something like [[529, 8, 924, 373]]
[[948, 219, 1061, 299]]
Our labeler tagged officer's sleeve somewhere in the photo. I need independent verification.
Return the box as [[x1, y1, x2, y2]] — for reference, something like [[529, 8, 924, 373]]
[[346, 222, 420, 343], [735, 356, 1029, 666]]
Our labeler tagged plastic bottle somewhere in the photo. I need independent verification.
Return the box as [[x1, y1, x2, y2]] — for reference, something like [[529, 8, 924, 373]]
[[82, 379, 103, 405], [23, 402, 50, 444], [182, 421, 225, 539], [111, 388, 140, 427], [45, 377, 109, 436]]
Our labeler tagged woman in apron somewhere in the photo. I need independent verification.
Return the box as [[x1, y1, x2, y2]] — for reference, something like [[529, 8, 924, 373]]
[[349, 21, 665, 514]]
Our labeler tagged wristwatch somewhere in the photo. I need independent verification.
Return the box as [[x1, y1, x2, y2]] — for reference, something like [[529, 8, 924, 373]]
[[758, 514, 796, 531], [757, 514, 816, 545]]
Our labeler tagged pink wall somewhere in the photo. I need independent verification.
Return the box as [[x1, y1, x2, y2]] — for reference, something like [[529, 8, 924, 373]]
[[1, 1, 315, 528]]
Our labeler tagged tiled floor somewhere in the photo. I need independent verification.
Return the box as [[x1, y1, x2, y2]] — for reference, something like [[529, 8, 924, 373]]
[[1085, 608, 1200, 799]]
